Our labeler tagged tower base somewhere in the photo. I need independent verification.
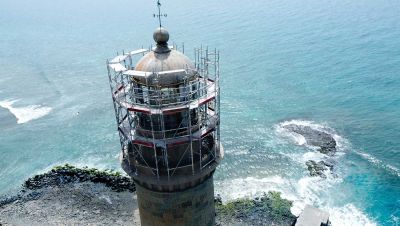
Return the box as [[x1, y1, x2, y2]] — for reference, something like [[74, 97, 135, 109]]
[[135, 176, 215, 226]]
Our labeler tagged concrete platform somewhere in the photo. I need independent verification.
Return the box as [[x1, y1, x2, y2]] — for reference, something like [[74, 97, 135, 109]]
[[296, 205, 330, 226]]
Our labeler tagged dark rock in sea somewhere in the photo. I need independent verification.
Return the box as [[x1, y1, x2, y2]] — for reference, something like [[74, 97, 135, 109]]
[[305, 160, 334, 178], [283, 124, 337, 156]]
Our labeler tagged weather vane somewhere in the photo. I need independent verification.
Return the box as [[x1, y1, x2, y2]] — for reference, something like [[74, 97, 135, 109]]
[[153, 0, 167, 28]]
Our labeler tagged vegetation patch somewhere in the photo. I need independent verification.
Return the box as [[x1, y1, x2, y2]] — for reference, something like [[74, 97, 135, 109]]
[[24, 164, 135, 192], [215, 191, 296, 226]]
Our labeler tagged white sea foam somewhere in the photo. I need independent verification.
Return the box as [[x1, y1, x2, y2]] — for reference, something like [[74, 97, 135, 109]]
[[275, 124, 307, 146], [214, 176, 290, 202], [215, 175, 377, 226], [354, 150, 400, 177], [216, 119, 377, 225], [0, 99, 52, 124], [328, 204, 377, 226], [292, 172, 346, 216]]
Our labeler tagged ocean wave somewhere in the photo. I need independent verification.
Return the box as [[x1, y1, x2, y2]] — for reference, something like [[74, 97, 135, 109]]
[[218, 117, 376, 225], [0, 99, 52, 124], [291, 174, 344, 216], [215, 175, 377, 226], [354, 150, 400, 177], [328, 204, 377, 226], [283, 151, 327, 165], [214, 176, 291, 202]]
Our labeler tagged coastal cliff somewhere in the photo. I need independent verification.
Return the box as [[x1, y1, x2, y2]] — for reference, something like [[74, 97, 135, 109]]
[[0, 165, 296, 226]]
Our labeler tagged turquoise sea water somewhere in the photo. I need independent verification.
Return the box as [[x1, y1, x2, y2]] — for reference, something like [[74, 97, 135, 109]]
[[0, 0, 399, 225]]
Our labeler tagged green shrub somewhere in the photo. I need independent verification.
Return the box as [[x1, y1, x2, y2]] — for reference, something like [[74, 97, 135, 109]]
[[264, 191, 293, 221], [215, 191, 295, 224]]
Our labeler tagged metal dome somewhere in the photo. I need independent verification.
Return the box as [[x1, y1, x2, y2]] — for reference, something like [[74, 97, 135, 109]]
[[136, 50, 195, 72], [134, 27, 196, 86], [134, 50, 196, 86]]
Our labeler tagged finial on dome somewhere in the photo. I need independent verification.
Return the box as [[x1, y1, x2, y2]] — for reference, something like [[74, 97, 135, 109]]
[[153, 27, 171, 53], [152, 0, 170, 53], [153, 27, 169, 44]]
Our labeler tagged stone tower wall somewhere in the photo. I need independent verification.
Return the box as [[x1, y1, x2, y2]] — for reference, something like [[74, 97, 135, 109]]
[[135, 176, 215, 226]]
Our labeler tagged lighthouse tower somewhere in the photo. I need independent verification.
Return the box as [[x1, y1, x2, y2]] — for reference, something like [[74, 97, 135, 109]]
[[106, 12, 222, 226]]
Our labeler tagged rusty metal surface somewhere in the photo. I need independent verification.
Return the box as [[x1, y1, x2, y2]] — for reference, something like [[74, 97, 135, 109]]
[[134, 50, 196, 86]]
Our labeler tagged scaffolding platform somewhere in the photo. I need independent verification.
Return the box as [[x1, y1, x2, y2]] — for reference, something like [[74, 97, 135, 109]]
[[107, 46, 221, 187]]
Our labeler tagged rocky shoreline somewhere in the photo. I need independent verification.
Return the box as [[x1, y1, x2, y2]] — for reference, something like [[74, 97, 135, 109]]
[[0, 165, 296, 226], [24, 164, 135, 192], [282, 123, 338, 178], [0, 164, 136, 209]]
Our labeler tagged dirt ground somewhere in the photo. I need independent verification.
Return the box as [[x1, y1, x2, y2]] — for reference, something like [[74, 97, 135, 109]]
[[0, 182, 140, 226]]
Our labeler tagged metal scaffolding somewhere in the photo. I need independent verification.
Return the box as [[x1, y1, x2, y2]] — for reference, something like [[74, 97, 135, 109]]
[[107, 46, 221, 186]]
